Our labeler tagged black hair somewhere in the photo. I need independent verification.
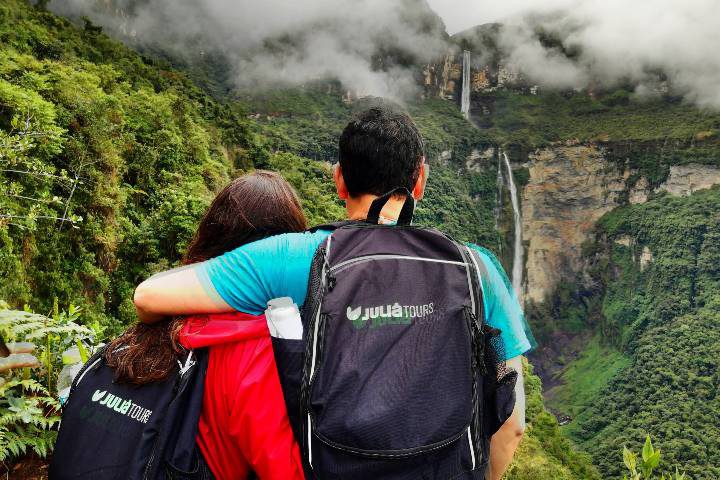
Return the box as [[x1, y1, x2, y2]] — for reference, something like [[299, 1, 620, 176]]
[[338, 106, 425, 197]]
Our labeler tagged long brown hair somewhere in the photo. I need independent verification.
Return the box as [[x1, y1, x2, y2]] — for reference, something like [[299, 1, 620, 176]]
[[106, 171, 307, 384]]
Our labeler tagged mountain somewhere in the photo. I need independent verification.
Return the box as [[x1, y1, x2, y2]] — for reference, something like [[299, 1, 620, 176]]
[[447, 21, 720, 480]]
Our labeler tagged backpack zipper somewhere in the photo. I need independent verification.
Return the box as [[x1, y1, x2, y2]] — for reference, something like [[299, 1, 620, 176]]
[[306, 306, 324, 468], [329, 254, 465, 274], [312, 425, 468, 458]]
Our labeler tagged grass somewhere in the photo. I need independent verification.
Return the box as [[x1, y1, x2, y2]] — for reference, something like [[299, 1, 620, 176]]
[[546, 334, 630, 437], [479, 90, 720, 148]]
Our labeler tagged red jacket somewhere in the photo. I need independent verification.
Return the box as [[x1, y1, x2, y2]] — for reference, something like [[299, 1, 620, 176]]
[[180, 312, 304, 480]]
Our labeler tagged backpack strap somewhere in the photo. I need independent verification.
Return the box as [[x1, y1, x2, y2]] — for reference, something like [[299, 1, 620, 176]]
[[307, 220, 357, 232], [366, 187, 414, 226]]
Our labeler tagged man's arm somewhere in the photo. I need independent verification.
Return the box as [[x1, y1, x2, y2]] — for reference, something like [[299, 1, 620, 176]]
[[134, 231, 327, 322], [134, 264, 232, 323], [486, 355, 526, 480]]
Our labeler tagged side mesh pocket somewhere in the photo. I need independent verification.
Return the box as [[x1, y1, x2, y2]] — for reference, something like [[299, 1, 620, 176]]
[[482, 326, 518, 437]]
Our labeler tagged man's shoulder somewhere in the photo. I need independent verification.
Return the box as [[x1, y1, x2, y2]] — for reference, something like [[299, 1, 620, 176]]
[[245, 229, 331, 257], [465, 243, 503, 273]]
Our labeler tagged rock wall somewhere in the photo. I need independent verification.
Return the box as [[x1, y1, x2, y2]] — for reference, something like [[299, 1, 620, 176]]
[[519, 145, 720, 306], [657, 163, 720, 196], [521, 145, 626, 304]]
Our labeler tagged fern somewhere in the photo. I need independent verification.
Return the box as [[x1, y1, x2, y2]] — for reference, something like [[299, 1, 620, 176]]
[[0, 301, 97, 463], [0, 378, 60, 461]]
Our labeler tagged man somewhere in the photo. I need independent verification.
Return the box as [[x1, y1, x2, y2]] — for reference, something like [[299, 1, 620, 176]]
[[134, 106, 531, 479]]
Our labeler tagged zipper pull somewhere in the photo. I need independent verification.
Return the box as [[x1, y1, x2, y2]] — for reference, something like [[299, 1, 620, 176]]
[[327, 273, 337, 292]]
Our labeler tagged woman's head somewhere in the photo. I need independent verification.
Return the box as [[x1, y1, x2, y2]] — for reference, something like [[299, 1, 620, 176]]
[[183, 171, 307, 264], [108, 171, 307, 384]]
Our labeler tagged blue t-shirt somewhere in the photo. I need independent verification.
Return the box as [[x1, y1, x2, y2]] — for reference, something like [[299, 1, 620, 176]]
[[197, 230, 531, 360]]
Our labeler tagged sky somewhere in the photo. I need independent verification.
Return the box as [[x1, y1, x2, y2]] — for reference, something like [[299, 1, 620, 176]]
[[426, 0, 560, 34]]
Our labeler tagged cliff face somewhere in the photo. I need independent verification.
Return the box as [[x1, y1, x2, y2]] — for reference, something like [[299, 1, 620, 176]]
[[521, 145, 625, 304], [659, 163, 720, 196], [518, 145, 720, 306]]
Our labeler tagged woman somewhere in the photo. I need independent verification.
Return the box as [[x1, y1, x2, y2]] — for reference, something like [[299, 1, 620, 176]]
[[107, 171, 306, 480]]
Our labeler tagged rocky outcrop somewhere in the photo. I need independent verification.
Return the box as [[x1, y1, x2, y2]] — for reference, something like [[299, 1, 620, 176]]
[[465, 148, 494, 172], [519, 147, 720, 305], [521, 145, 627, 304], [657, 164, 720, 196]]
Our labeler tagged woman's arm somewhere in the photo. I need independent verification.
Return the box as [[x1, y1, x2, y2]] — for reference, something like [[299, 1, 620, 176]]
[[134, 264, 232, 323]]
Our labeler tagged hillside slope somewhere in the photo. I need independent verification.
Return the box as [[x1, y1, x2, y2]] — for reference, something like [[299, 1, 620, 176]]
[[568, 188, 720, 479]]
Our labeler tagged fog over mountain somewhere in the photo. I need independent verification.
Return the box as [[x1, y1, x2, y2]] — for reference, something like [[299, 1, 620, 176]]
[[434, 0, 720, 108], [51, 0, 720, 107], [49, 0, 448, 99]]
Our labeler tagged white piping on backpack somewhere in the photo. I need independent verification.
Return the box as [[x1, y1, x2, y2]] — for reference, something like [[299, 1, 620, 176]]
[[74, 357, 103, 387], [465, 245, 488, 471], [465, 246, 487, 321], [467, 426, 476, 470], [463, 247, 477, 317], [330, 254, 465, 273]]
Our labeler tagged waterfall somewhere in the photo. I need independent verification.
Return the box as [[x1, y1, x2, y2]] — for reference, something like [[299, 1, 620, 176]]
[[461, 50, 471, 119], [502, 151, 524, 300], [494, 152, 503, 230]]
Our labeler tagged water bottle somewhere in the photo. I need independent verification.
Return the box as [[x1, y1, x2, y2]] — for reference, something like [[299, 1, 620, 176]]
[[57, 346, 83, 404], [265, 297, 303, 340]]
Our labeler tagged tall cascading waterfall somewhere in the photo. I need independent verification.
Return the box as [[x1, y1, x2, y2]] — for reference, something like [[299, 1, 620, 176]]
[[461, 50, 471, 119], [494, 153, 503, 230], [502, 151, 524, 300]]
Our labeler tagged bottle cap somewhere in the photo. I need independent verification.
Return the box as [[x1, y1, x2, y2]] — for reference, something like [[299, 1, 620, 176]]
[[265, 297, 303, 340]]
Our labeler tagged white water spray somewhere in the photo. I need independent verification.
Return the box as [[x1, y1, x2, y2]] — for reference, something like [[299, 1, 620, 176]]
[[461, 50, 471, 119], [502, 151, 524, 300]]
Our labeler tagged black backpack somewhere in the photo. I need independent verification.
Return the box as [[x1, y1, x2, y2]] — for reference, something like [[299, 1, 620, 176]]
[[272, 189, 518, 480], [49, 345, 213, 480]]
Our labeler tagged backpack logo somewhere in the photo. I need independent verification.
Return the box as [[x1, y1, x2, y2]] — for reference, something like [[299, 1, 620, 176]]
[[91, 389, 153, 424], [346, 306, 362, 321], [346, 303, 434, 329]]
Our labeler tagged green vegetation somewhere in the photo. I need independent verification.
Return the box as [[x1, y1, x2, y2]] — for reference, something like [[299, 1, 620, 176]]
[[0, 301, 100, 461], [546, 335, 631, 438], [0, 0, 255, 330], [505, 360, 601, 480], [569, 187, 720, 479], [623, 436, 687, 480], [481, 89, 720, 149]]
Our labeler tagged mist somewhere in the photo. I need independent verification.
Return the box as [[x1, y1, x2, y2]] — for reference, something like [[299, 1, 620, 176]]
[[49, 0, 449, 99], [432, 0, 720, 108], [50, 0, 720, 108]]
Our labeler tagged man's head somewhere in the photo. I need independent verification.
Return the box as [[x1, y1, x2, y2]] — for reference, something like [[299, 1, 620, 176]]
[[335, 106, 427, 203]]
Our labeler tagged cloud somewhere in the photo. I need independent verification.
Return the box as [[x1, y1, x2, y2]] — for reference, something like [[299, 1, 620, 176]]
[[50, 0, 720, 108], [433, 0, 720, 108], [49, 0, 449, 99]]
